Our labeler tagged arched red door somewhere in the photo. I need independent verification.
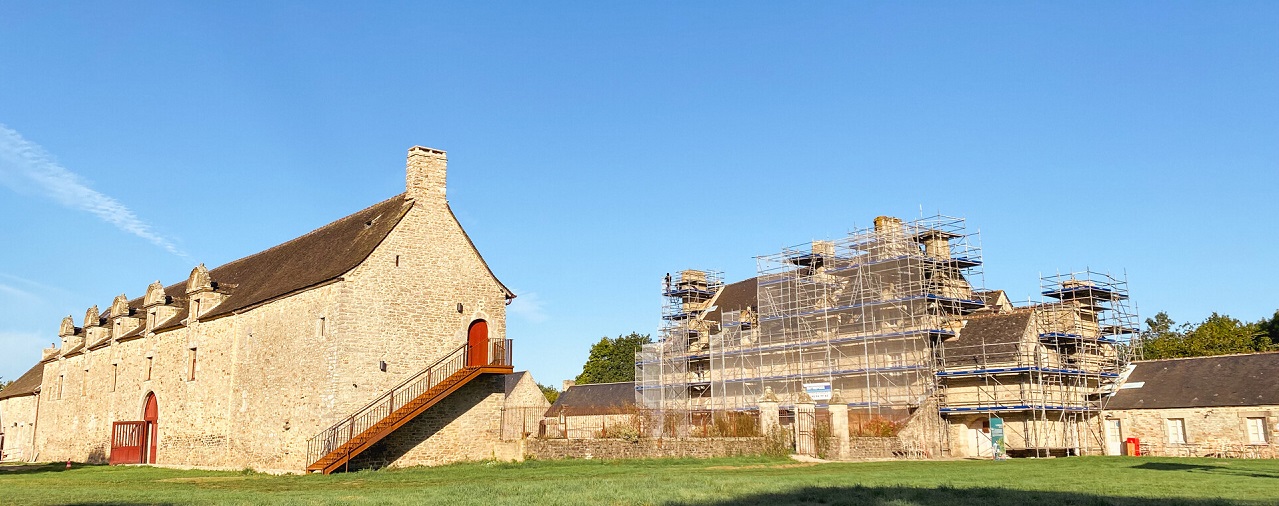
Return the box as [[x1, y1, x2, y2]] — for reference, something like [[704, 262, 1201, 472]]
[[142, 393, 158, 464], [467, 320, 488, 367]]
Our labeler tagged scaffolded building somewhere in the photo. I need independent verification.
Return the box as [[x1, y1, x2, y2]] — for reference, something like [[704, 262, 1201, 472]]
[[638, 215, 985, 430], [637, 214, 1139, 457], [936, 270, 1138, 457]]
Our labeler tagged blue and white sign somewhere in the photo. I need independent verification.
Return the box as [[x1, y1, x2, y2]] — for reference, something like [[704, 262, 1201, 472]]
[[803, 382, 832, 401]]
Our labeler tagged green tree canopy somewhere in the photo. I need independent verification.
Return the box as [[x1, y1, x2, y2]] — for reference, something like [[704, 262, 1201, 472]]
[[538, 383, 560, 404], [574, 332, 652, 385], [1140, 311, 1268, 360]]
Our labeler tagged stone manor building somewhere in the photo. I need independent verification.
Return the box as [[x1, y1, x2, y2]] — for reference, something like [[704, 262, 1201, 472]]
[[8, 146, 522, 473]]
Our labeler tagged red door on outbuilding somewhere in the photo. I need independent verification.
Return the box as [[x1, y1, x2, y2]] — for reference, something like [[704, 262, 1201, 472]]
[[467, 320, 488, 367]]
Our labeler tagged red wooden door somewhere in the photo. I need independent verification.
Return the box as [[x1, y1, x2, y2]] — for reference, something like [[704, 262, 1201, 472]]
[[109, 421, 145, 465], [467, 320, 488, 366], [143, 393, 158, 464]]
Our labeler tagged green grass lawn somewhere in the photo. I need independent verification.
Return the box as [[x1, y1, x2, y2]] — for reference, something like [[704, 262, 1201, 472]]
[[2, 456, 1277, 506]]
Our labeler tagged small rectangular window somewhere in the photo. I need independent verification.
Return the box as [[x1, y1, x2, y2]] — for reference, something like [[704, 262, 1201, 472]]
[[395, 255, 400, 267], [194, 299, 201, 318], [1247, 417, 1268, 444], [317, 317, 326, 337], [112, 364, 118, 392], [1166, 418, 1187, 444], [58, 375, 64, 400], [188, 348, 197, 381], [82, 368, 88, 396], [146, 357, 153, 381]]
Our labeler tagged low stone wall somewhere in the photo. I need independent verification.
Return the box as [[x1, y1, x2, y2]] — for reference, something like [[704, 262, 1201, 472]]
[[843, 437, 905, 459], [527, 437, 766, 460]]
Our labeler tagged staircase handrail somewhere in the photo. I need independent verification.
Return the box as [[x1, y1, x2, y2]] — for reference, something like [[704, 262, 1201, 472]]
[[304, 337, 509, 467]]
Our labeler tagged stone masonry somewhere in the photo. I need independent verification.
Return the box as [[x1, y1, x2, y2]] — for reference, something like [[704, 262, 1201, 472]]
[[29, 146, 514, 472]]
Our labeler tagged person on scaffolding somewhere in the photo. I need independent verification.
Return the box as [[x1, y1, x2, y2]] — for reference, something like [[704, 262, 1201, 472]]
[[664, 272, 671, 293]]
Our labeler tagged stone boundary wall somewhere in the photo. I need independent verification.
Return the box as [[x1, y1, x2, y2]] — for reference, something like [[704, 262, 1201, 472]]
[[836, 436, 906, 459], [526, 437, 766, 460]]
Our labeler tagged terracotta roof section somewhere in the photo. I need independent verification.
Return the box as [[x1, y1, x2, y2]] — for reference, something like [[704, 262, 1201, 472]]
[[545, 381, 636, 417], [0, 362, 44, 400], [944, 310, 1033, 365], [1106, 352, 1279, 410]]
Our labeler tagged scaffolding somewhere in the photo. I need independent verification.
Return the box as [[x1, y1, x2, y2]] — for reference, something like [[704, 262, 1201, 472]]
[[935, 270, 1138, 457], [639, 215, 984, 431], [637, 270, 724, 433]]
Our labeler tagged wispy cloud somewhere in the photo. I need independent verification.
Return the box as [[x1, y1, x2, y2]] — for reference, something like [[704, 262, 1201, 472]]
[[0, 282, 38, 301], [0, 123, 186, 257], [508, 290, 549, 323]]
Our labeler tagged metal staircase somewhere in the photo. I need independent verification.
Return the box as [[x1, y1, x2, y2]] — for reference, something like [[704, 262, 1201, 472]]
[[305, 339, 512, 474]]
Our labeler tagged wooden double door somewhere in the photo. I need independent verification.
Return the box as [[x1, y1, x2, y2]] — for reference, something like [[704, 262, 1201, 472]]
[[110, 393, 158, 465]]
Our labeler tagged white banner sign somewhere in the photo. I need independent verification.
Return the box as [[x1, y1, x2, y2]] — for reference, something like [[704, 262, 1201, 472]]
[[803, 382, 832, 401]]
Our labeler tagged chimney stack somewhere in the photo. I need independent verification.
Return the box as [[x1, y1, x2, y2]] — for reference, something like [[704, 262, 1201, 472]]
[[406, 146, 447, 203]]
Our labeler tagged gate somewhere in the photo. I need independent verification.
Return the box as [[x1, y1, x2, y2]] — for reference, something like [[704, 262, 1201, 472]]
[[110, 421, 146, 465]]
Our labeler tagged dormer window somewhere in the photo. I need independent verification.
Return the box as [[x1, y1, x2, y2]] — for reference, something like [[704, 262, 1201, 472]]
[[148, 309, 157, 331], [194, 299, 201, 319]]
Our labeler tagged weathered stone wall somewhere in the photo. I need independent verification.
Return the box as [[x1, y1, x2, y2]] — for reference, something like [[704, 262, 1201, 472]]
[[0, 393, 38, 462], [1106, 406, 1278, 457], [34, 282, 343, 470], [945, 412, 1101, 457], [332, 175, 509, 422], [833, 437, 904, 459], [896, 398, 946, 458], [349, 375, 506, 469], [31, 148, 512, 472], [501, 373, 550, 441], [526, 437, 767, 460]]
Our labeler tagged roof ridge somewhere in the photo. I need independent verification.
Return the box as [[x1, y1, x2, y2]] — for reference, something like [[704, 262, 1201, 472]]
[[211, 193, 408, 275]]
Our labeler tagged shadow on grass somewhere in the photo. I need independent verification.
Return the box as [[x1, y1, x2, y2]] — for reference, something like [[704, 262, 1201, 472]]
[[0, 462, 98, 475], [58, 504, 175, 506], [1133, 461, 1279, 480], [667, 485, 1253, 506]]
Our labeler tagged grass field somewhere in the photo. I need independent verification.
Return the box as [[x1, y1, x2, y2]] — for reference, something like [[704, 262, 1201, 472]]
[[2, 456, 1277, 505]]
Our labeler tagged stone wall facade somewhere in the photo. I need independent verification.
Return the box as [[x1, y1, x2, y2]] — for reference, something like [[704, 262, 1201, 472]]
[[1105, 406, 1278, 457], [526, 437, 767, 460], [29, 147, 513, 472], [0, 393, 38, 462], [349, 376, 507, 469]]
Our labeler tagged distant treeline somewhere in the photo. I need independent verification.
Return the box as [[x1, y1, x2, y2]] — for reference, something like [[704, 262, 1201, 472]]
[[1139, 310, 1279, 360]]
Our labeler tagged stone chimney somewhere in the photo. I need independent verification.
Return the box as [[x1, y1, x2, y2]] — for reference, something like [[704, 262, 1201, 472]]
[[406, 146, 447, 203], [562, 379, 576, 391]]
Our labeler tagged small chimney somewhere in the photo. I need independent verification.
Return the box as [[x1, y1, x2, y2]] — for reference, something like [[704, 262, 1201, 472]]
[[406, 146, 447, 203], [562, 379, 576, 391]]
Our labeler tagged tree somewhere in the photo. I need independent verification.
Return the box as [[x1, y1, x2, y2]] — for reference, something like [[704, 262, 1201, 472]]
[[0, 377, 9, 393], [1139, 311, 1189, 359], [575, 332, 652, 385], [538, 383, 560, 404], [1139, 311, 1266, 360], [1181, 313, 1262, 357], [1255, 309, 1279, 352]]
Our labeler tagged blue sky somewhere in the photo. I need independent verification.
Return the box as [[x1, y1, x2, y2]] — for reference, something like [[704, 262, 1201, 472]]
[[1, 2, 1277, 385]]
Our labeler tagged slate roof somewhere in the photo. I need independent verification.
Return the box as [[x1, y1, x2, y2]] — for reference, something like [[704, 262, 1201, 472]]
[[504, 371, 531, 396], [944, 310, 1034, 365], [87, 194, 512, 340], [0, 362, 44, 400], [703, 277, 757, 324], [1107, 352, 1279, 410], [545, 381, 636, 417]]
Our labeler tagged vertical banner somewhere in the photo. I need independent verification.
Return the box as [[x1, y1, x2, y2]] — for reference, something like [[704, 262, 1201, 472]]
[[990, 416, 1006, 460]]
